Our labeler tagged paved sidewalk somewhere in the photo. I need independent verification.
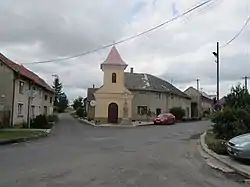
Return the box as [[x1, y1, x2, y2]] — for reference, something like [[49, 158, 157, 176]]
[[78, 118, 154, 127], [200, 132, 250, 178]]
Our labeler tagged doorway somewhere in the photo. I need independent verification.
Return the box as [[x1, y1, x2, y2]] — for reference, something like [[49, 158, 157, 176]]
[[156, 108, 161, 116], [108, 103, 118, 123]]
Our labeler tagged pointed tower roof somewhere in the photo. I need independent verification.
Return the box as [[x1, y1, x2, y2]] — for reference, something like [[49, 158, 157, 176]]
[[101, 46, 127, 67]]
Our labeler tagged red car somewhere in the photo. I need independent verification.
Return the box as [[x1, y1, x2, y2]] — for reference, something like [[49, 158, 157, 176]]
[[154, 113, 176, 125]]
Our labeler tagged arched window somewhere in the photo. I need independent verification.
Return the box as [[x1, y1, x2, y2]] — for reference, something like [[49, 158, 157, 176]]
[[112, 73, 117, 83]]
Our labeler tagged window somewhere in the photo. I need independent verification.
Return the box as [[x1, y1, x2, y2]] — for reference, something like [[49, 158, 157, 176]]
[[50, 97, 53, 104], [17, 103, 23, 116], [44, 106, 48, 115], [112, 73, 116, 83], [19, 81, 24, 94], [137, 106, 147, 115], [44, 95, 48, 101]]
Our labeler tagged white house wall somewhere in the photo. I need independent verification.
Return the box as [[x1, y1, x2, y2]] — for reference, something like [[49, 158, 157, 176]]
[[13, 78, 54, 125]]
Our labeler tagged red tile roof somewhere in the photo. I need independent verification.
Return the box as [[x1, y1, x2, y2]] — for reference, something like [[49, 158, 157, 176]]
[[0, 53, 54, 93], [101, 46, 127, 66]]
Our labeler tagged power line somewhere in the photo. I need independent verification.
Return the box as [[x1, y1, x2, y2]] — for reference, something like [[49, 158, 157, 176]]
[[23, 0, 214, 65], [181, 0, 221, 25], [220, 15, 250, 49]]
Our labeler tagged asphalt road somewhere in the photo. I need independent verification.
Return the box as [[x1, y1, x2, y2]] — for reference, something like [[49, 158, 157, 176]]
[[0, 114, 247, 187]]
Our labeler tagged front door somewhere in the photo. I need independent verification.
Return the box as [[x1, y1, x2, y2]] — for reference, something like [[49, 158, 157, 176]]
[[156, 108, 161, 116], [108, 103, 118, 123]]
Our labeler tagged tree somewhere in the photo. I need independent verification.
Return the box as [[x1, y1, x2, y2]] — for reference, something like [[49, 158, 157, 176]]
[[212, 84, 250, 140], [52, 76, 63, 107], [224, 84, 250, 110], [57, 92, 69, 113], [72, 96, 84, 110]]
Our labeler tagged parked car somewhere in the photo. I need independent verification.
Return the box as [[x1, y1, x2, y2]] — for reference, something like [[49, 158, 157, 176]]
[[227, 133, 250, 159], [154, 113, 175, 125]]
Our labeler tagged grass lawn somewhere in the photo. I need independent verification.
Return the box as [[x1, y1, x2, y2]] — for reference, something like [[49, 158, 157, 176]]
[[205, 131, 228, 155], [0, 130, 44, 140]]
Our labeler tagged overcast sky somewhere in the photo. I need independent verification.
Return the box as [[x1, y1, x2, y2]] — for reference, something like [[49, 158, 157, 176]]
[[0, 0, 249, 101]]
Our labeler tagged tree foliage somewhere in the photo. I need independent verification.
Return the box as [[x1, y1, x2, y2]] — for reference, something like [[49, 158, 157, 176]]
[[57, 92, 69, 113], [52, 76, 69, 113], [72, 96, 84, 110], [52, 76, 63, 107], [224, 84, 250, 109], [212, 84, 250, 140]]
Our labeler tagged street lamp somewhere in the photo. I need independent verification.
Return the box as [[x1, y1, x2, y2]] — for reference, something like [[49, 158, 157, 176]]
[[213, 42, 220, 102]]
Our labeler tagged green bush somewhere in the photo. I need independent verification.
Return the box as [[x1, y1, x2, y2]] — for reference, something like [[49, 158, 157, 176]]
[[30, 115, 53, 129], [205, 132, 228, 155], [47, 114, 59, 123], [170, 107, 185, 120], [212, 107, 250, 140], [76, 107, 86, 118]]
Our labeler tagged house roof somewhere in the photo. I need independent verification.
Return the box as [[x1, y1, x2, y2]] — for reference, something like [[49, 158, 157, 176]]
[[101, 46, 127, 66], [87, 73, 190, 101], [184, 86, 212, 101], [0, 53, 54, 92], [124, 73, 190, 98], [219, 96, 226, 104], [87, 88, 98, 101]]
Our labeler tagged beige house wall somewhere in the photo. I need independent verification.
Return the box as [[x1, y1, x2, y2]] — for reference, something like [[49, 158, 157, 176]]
[[0, 63, 14, 112], [184, 87, 213, 116], [94, 93, 133, 123], [94, 64, 133, 123], [13, 78, 54, 125], [101, 65, 126, 93], [131, 90, 191, 120]]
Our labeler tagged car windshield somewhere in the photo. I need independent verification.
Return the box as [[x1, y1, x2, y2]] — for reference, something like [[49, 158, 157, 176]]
[[157, 113, 171, 118]]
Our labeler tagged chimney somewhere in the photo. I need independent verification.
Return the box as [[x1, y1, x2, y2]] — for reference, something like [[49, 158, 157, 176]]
[[92, 84, 95, 88], [130, 67, 134, 73]]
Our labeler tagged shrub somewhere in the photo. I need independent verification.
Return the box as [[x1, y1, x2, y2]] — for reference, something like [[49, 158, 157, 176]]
[[205, 132, 228, 155], [47, 114, 59, 123], [170, 107, 185, 120], [212, 107, 250, 140], [76, 107, 86, 118], [30, 115, 53, 129]]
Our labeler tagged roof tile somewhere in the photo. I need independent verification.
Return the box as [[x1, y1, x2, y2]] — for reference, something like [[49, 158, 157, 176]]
[[101, 46, 127, 66], [0, 53, 53, 92]]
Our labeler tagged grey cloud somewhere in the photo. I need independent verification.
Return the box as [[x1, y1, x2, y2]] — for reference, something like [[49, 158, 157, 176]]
[[0, 0, 249, 100], [0, 0, 134, 58]]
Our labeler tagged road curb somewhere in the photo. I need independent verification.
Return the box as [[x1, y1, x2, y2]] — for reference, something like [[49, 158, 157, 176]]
[[0, 129, 51, 145], [200, 131, 250, 178], [77, 118, 154, 127]]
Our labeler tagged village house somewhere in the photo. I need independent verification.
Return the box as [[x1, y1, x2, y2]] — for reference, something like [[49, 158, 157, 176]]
[[0, 54, 54, 127], [86, 46, 192, 124], [184, 86, 214, 117]]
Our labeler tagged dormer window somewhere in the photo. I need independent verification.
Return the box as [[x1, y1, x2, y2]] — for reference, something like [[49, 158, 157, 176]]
[[112, 73, 116, 83]]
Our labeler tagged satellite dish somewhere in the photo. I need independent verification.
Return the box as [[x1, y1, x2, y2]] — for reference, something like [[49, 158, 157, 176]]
[[90, 100, 96, 107]]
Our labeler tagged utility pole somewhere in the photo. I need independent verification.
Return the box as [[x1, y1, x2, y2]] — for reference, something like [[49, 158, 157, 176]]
[[213, 42, 220, 102], [196, 78, 200, 118], [242, 76, 250, 91], [27, 88, 34, 128]]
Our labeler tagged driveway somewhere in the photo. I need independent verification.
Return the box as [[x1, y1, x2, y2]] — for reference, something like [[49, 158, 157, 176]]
[[0, 114, 247, 187]]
